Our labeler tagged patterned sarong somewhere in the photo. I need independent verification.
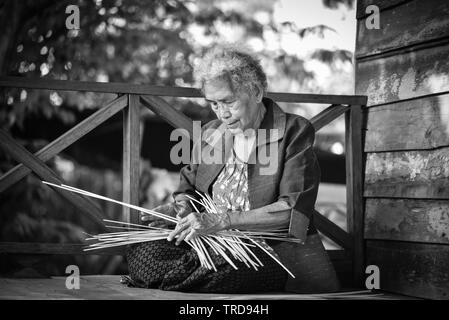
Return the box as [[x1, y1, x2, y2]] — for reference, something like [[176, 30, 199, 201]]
[[124, 239, 287, 293]]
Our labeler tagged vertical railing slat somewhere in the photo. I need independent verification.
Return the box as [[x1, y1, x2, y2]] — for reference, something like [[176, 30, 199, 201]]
[[345, 104, 365, 287], [122, 94, 141, 225]]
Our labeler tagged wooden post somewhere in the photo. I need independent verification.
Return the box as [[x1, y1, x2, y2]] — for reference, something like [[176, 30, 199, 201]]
[[345, 104, 365, 288], [122, 94, 141, 225]]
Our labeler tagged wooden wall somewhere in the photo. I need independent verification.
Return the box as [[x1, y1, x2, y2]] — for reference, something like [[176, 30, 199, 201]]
[[355, 0, 449, 299]]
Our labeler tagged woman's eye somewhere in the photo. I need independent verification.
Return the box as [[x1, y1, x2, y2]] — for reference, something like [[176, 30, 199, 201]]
[[228, 101, 238, 109]]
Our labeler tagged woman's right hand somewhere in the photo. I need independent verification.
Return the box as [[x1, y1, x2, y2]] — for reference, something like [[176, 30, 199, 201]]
[[140, 200, 192, 228]]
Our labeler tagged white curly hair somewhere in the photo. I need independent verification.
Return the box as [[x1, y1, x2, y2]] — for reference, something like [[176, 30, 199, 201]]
[[193, 43, 267, 97]]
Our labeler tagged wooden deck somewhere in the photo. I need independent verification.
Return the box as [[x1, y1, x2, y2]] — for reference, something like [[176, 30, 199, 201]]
[[0, 275, 416, 300]]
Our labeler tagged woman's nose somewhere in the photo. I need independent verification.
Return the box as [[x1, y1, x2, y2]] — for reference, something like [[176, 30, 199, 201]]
[[219, 109, 231, 119]]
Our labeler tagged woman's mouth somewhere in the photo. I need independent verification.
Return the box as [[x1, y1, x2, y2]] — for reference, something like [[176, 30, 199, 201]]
[[227, 120, 239, 128]]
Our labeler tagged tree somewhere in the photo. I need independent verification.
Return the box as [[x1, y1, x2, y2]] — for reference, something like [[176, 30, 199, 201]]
[[0, 0, 354, 130]]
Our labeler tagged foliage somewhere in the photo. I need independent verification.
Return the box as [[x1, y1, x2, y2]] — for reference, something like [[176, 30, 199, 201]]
[[1, 0, 355, 130], [312, 49, 353, 64]]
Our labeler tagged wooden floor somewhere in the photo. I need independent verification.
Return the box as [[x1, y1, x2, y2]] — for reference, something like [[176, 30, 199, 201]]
[[0, 275, 416, 300]]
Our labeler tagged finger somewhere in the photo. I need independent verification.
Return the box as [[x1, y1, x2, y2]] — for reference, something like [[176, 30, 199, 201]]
[[152, 204, 165, 211], [184, 228, 198, 242], [165, 220, 177, 227], [141, 215, 155, 222], [148, 221, 165, 228], [175, 228, 191, 246], [156, 220, 174, 228], [176, 208, 191, 219], [159, 203, 178, 217], [177, 200, 195, 216], [178, 216, 189, 225], [167, 221, 190, 242], [152, 204, 170, 215], [175, 203, 191, 216]]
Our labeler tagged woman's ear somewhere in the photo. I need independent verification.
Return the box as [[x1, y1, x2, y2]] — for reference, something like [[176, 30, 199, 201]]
[[253, 83, 264, 103]]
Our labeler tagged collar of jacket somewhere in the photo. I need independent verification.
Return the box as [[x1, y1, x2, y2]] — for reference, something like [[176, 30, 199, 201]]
[[202, 97, 286, 152]]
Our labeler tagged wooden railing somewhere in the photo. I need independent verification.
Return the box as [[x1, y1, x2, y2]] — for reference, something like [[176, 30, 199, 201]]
[[0, 76, 367, 287]]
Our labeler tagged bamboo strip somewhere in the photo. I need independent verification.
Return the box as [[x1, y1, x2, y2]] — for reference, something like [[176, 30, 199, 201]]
[[44, 181, 295, 276]]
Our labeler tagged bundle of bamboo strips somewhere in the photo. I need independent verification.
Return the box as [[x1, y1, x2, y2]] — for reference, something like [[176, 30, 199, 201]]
[[42, 181, 300, 278]]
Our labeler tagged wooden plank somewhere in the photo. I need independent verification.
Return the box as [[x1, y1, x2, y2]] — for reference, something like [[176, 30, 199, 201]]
[[356, 0, 412, 19], [364, 95, 449, 152], [266, 92, 367, 106], [0, 95, 128, 193], [140, 95, 194, 139], [1, 242, 352, 288], [345, 105, 365, 287], [0, 76, 368, 105], [365, 148, 449, 198], [122, 95, 141, 225], [365, 198, 449, 244], [356, 0, 449, 57], [313, 210, 353, 250], [0, 275, 410, 300], [356, 42, 449, 106], [0, 242, 124, 255], [366, 240, 449, 299], [310, 104, 350, 132], [357, 36, 449, 63], [0, 129, 105, 229], [0, 76, 203, 98]]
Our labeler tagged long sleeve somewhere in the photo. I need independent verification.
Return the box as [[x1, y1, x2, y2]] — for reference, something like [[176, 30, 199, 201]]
[[172, 123, 208, 205], [173, 162, 199, 202], [277, 120, 320, 241]]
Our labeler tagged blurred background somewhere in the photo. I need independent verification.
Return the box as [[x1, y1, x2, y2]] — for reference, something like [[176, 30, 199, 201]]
[[0, 0, 355, 277]]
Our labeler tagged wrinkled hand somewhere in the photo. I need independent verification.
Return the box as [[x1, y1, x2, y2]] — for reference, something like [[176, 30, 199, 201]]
[[140, 200, 192, 228], [167, 210, 231, 245]]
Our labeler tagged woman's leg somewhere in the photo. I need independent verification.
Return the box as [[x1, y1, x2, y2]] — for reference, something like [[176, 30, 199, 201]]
[[126, 239, 287, 293], [157, 242, 288, 293], [126, 240, 191, 288]]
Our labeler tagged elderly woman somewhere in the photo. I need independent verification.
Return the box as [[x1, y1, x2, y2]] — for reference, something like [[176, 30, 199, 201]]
[[125, 45, 339, 293]]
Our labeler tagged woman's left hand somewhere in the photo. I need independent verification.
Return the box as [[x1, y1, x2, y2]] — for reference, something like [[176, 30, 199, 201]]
[[167, 211, 231, 245]]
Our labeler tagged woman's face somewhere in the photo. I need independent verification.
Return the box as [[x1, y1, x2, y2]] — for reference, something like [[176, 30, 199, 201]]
[[204, 77, 262, 135]]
